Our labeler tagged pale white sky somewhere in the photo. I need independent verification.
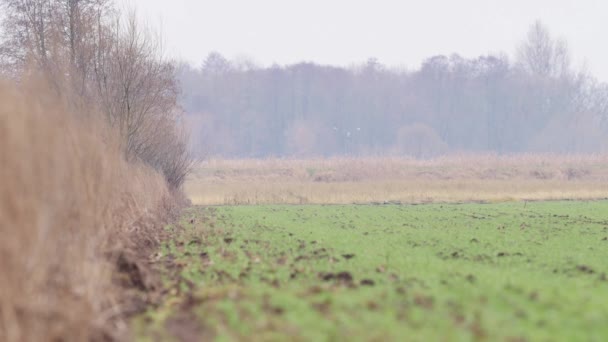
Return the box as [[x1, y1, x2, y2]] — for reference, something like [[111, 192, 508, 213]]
[[124, 0, 608, 81]]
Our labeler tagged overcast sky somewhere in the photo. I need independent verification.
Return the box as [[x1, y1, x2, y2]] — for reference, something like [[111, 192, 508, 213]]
[[123, 0, 608, 81]]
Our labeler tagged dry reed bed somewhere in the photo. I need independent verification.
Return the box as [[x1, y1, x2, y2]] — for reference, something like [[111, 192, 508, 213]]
[[0, 80, 180, 341], [186, 157, 608, 205]]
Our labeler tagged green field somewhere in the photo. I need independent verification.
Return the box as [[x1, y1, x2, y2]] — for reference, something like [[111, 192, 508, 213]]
[[134, 201, 608, 341]]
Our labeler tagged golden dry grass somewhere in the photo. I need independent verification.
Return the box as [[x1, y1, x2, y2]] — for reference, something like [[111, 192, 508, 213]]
[[186, 156, 608, 205], [0, 79, 179, 341]]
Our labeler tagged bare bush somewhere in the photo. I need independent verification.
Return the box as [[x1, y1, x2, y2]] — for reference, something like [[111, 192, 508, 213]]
[[285, 119, 322, 157], [134, 115, 194, 189], [394, 123, 448, 158]]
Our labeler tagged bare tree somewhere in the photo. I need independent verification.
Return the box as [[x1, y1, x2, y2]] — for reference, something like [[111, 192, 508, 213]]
[[90, 12, 192, 187], [0, 0, 110, 79], [517, 20, 571, 79], [0, 0, 193, 188], [0, 0, 53, 74]]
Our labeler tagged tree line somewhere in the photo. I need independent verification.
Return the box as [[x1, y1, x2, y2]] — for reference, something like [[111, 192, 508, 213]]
[[180, 21, 608, 158]]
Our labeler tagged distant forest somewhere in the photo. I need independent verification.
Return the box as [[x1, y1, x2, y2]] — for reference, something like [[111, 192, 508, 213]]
[[179, 22, 608, 158]]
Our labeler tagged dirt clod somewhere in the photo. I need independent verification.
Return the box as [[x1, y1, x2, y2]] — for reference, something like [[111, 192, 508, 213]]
[[342, 254, 355, 260], [336, 271, 353, 283], [577, 265, 595, 274], [360, 279, 375, 286]]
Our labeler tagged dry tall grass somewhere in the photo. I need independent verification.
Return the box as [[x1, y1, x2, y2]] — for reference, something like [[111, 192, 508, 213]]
[[186, 156, 608, 205], [0, 79, 182, 341]]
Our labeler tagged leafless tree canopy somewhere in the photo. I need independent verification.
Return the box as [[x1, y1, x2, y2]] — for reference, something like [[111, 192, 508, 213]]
[[0, 0, 192, 188], [517, 20, 571, 79]]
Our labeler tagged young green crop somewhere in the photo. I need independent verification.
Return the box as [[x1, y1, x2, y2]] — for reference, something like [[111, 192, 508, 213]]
[[134, 201, 608, 341]]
